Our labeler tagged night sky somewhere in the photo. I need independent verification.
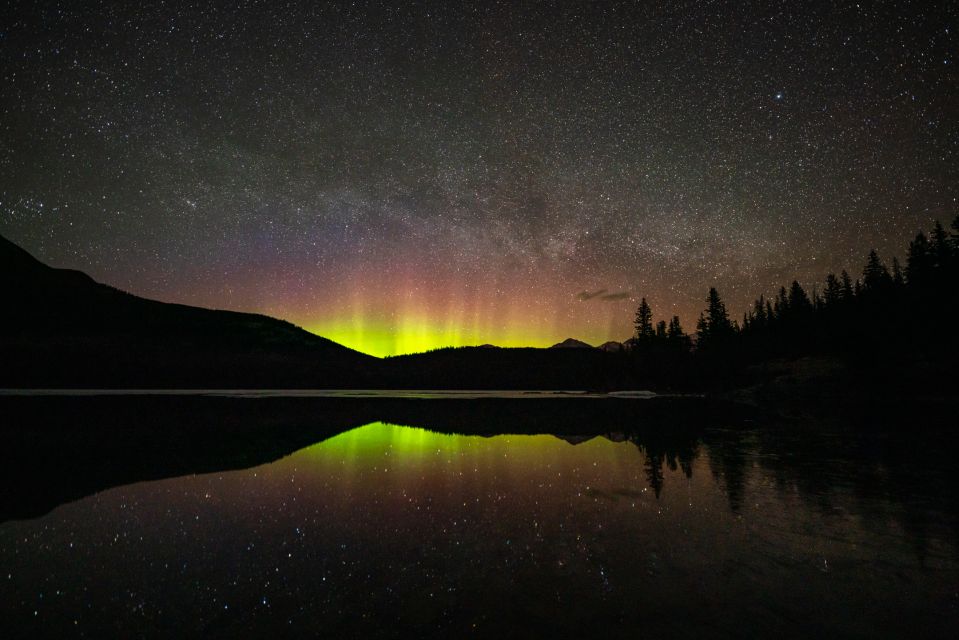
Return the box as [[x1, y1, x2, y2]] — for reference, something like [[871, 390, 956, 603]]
[[2, 1, 956, 356]]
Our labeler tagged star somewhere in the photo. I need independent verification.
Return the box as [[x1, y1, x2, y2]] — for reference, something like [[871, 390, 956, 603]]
[[0, 1, 955, 355]]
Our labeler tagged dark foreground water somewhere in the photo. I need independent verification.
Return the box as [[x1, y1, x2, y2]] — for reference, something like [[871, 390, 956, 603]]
[[0, 396, 956, 638]]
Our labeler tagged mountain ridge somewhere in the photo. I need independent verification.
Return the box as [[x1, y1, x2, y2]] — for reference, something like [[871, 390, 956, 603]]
[[1, 234, 380, 387], [0, 234, 636, 389]]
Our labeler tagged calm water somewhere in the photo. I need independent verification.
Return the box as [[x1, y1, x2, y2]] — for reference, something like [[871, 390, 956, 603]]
[[1, 418, 957, 638]]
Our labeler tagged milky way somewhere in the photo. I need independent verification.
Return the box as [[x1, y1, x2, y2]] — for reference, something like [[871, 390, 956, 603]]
[[2, 1, 956, 355]]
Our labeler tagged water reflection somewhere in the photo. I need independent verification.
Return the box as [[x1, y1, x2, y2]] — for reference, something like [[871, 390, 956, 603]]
[[1, 419, 957, 638], [0, 394, 731, 522]]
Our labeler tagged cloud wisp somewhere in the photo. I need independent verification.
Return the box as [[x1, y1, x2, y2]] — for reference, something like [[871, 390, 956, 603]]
[[577, 289, 630, 302]]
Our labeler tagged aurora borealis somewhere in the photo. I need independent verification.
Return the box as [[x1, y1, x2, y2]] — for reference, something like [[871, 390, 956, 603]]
[[1, 1, 956, 356]]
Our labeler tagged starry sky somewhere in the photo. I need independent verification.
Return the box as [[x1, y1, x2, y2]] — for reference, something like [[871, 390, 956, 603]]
[[1, 1, 956, 356]]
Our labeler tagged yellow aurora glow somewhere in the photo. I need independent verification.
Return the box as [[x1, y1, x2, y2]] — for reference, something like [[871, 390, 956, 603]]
[[299, 286, 641, 357], [308, 314, 557, 357]]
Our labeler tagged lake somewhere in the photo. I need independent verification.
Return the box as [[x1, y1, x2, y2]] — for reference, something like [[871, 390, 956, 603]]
[[0, 395, 956, 638]]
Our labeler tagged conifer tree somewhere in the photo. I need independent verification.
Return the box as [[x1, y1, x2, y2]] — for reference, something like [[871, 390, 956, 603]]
[[774, 286, 789, 318], [862, 250, 892, 292], [811, 285, 822, 312], [634, 298, 655, 342], [823, 273, 842, 306], [891, 258, 905, 287], [752, 295, 767, 328], [667, 316, 684, 339], [666, 315, 692, 351], [788, 280, 812, 313], [697, 288, 733, 348], [931, 220, 951, 269], [906, 231, 933, 285], [696, 312, 707, 339], [840, 270, 854, 301]]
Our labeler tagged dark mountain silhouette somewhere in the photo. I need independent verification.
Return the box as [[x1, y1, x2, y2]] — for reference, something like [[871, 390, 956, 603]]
[[0, 235, 637, 389], [0, 234, 378, 387], [9, 222, 956, 397], [380, 345, 636, 389], [549, 337, 594, 349]]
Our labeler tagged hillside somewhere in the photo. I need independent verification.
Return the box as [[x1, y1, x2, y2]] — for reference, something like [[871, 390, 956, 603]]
[[0, 235, 378, 387], [382, 345, 636, 390], [0, 235, 636, 389]]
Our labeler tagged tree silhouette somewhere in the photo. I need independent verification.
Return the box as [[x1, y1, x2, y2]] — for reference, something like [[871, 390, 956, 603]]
[[862, 250, 892, 293], [634, 298, 655, 342], [906, 231, 933, 285], [743, 294, 769, 332], [666, 315, 692, 351], [931, 221, 951, 269], [840, 270, 855, 301], [788, 280, 812, 314], [823, 273, 842, 307], [891, 258, 905, 287], [696, 288, 734, 349], [773, 285, 789, 319], [617, 217, 957, 387], [752, 295, 768, 328], [642, 447, 666, 498]]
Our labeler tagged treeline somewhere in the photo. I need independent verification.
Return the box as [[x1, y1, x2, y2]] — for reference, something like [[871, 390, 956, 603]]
[[630, 216, 959, 372]]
